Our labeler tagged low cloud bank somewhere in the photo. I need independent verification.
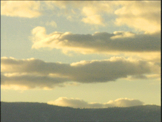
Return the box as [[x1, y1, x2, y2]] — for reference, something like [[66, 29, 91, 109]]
[[48, 97, 144, 108]]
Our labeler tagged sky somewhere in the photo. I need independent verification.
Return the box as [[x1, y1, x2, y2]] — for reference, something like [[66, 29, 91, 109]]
[[1, 1, 161, 108]]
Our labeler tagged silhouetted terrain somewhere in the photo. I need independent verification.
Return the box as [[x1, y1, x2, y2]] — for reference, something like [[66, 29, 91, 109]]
[[1, 102, 161, 122]]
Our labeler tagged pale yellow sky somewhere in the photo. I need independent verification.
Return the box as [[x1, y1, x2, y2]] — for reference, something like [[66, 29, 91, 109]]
[[1, 1, 161, 108]]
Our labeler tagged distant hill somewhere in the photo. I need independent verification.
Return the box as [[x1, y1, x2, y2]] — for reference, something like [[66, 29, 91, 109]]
[[1, 102, 161, 122]]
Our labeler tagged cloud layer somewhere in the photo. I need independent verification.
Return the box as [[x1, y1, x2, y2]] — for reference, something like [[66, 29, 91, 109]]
[[48, 97, 144, 108], [43, 1, 160, 33], [2, 1, 160, 33], [1, 57, 160, 90], [31, 26, 160, 54]]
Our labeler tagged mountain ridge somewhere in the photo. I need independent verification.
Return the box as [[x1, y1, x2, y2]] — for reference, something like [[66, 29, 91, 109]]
[[1, 102, 161, 122]]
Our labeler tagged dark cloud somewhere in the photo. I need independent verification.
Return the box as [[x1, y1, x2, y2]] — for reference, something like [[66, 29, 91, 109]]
[[1, 57, 159, 89], [1, 74, 68, 89]]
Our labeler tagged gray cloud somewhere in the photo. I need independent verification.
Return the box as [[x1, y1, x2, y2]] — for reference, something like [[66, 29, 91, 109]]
[[1, 57, 159, 89], [31, 27, 160, 54], [1, 74, 68, 89], [47, 97, 144, 108]]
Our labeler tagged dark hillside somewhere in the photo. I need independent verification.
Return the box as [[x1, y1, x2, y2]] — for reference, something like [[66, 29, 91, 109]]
[[1, 102, 161, 122]]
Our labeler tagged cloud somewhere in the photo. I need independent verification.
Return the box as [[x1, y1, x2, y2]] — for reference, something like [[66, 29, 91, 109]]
[[47, 97, 144, 108], [81, 6, 105, 26], [114, 1, 161, 34], [82, 14, 104, 26], [126, 74, 160, 81], [43, 1, 160, 32], [46, 21, 57, 28], [1, 1, 41, 18], [1, 73, 69, 90], [105, 98, 144, 108], [43, 1, 114, 25], [1, 57, 160, 90], [31, 26, 160, 54], [2, 1, 160, 31]]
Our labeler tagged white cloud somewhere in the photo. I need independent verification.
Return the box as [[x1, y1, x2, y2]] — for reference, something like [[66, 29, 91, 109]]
[[1, 1, 41, 18], [31, 26, 160, 54], [47, 97, 144, 108], [1, 57, 160, 90]]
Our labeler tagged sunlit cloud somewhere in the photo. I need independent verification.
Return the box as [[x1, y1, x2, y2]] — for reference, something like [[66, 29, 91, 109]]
[[1, 1, 41, 18], [2, 1, 160, 33], [43, 1, 160, 33], [81, 6, 105, 26], [114, 1, 161, 34], [42, 1, 115, 26], [47, 97, 144, 108]]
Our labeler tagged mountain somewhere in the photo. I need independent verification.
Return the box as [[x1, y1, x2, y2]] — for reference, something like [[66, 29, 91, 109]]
[[1, 102, 161, 122]]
